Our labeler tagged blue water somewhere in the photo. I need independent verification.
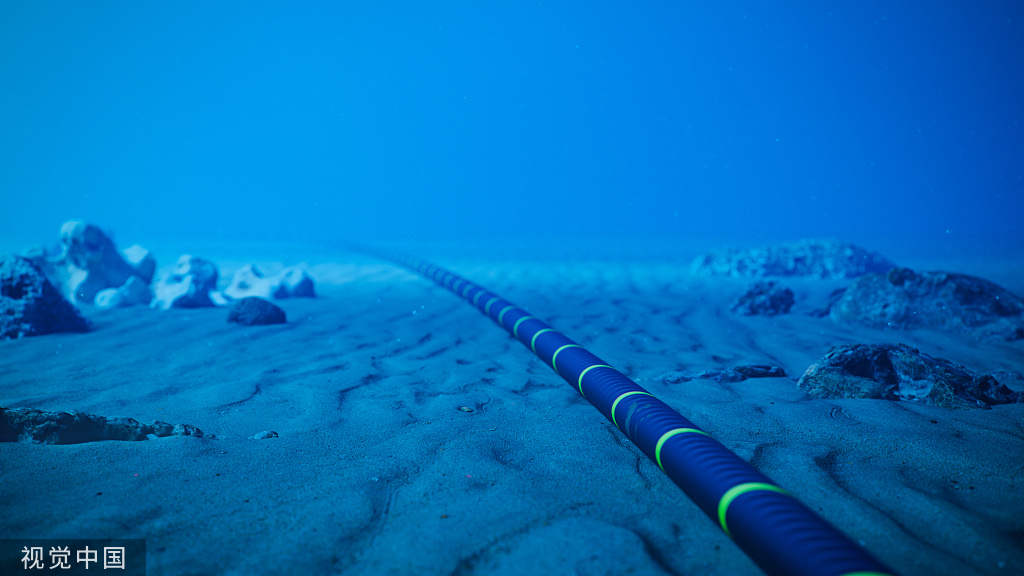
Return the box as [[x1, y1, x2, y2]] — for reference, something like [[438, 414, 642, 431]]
[[1, 1, 1022, 251]]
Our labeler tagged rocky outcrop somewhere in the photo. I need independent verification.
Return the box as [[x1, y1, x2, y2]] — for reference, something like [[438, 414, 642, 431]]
[[732, 281, 794, 316], [0, 407, 207, 444], [692, 239, 894, 279], [829, 268, 1024, 341], [1, 255, 90, 340], [224, 264, 315, 300], [151, 255, 219, 310], [227, 297, 286, 325], [798, 343, 1024, 409]]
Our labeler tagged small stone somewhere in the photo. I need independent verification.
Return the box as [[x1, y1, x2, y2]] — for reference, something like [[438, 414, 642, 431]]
[[732, 281, 795, 316], [458, 406, 474, 412], [662, 365, 786, 384], [227, 297, 286, 326], [250, 430, 279, 440]]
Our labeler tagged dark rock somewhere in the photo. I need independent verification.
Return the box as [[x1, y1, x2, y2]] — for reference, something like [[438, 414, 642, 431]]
[[227, 297, 286, 326], [732, 281, 795, 316], [829, 268, 1024, 341], [1, 255, 90, 340], [990, 371, 1024, 391], [692, 238, 894, 279], [734, 365, 788, 378], [662, 364, 787, 384], [797, 343, 1024, 409], [0, 407, 206, 444]]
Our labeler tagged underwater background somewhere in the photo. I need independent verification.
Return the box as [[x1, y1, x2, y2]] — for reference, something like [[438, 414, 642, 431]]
[[3, 3, 1024, 576], [1, 1, 1022, 252]]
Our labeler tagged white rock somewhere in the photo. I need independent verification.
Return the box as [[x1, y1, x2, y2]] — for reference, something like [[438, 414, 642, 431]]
[[122, 245, 156, 283], [94, 276, 154, 309], [224, 264, 315, 300], [31, 221, 156, 306], [225, 265, 273, 299], [151, 255, 219, 310]]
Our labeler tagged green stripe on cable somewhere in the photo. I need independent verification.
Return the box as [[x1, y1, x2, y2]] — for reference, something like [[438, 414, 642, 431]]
[[551, 344, 582, 372], [576, 364, 611, 397], [610, 390, 651, 430], [718, 483, 788, 539]]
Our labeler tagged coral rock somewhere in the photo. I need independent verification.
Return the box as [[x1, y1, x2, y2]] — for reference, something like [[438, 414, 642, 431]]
[[798, 343, 1024, 409], [1, 255, 90, 340], [0, 407, 206, 444]]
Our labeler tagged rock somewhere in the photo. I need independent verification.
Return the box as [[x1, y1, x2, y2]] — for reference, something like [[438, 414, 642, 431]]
[[692, 238, 894, 279], [24, 222, 155, 306], [94, 275, 153, 309], [732, 281, 795, 316], [60, 221, 155, 304], [251, 430, 279, 440], [1, 255, 90, 340], [277, 266, 315, 297], [23, 243, 71, 293], [662, 364, 787, 384], [227, 297, 286, 325], [122, 244, 156, 283], [224, 265, 269, 299], [829, 268, 1024, 341], [797, 343, 1024, 409], [151, 255, 219, 310], [0, 407, 206, 444], [224, 264, 316, 300], [990, 371, 1024, 391]]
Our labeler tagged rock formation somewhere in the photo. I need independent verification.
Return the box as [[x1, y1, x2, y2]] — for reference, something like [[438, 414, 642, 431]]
[[829, 267, 1024, 341]]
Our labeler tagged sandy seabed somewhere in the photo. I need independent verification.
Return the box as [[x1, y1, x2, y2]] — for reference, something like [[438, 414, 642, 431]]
[[2, 239, 1022, 576]]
